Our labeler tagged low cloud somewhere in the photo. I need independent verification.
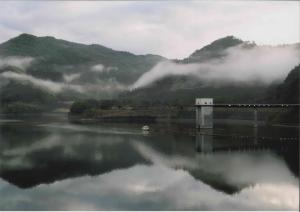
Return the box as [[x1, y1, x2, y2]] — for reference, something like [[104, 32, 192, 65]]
[[83, 78, 128, 92], [0, 71, 128, 98], [131, 45, 300, 89], [91, 64, 105, 72], [63, 73, 81, 83], [0, 71, 82, 93], [91, 64, 118, 73], [0, 56, 34, 70]]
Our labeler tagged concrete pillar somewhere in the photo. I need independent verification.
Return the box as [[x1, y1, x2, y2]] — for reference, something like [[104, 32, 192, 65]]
[[195, 98, 213, 129]]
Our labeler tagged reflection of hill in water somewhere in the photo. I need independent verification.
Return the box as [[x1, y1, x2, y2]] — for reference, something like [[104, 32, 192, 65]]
[[194, 128, 299, 178], [0, 120, 298, 196], [0, 125, 149, 188]]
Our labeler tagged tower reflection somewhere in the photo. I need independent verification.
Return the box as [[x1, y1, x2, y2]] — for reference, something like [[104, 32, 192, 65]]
[[195, 129, 213, 153]]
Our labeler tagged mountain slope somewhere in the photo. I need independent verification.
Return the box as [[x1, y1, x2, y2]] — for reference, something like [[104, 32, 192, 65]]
[[180, 35, 255, 63], [123, 36, 299, 105], [273, 64, 299, 104], [0, 33, 167, 113], [0, 33, 165, 84], [0, 34, 299, 113], [265, 64, 299, 124]]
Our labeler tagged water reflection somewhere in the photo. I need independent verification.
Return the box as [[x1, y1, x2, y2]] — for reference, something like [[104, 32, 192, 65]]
[[0, 163, 298, 210], [0, 116, 298, 210], [195, 129, 213, 153]]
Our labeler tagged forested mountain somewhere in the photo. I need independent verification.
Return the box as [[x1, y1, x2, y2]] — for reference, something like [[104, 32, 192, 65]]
[[265, 64, 299, 124], [0, 33, 165, 84], [0, 33, 165, 112], [181, 35, 255, 63], [271, 64, 299, 104], [0, 34, 299, 113], [123, 36, 299, 105], [120, 76, 268, 105]]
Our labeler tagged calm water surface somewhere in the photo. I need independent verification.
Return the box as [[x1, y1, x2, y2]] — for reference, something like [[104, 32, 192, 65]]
[[0, 114, 299, 210]]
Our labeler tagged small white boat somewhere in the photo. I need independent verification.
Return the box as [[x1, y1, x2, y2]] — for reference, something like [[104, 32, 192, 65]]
[[142, 125, 150, 131]]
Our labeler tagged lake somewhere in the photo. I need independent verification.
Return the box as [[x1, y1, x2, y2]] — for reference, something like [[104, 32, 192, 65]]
[[0, 114, 299, 210]]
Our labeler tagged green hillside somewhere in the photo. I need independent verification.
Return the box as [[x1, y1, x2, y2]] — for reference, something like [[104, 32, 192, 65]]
[[0, 33, 165, 113], [266, 65, 299, 124], [0, 34, 298, 113], [0, 33, 165, 84]]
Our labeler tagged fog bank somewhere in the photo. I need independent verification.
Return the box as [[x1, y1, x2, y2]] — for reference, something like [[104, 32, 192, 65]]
[[0, 56, 34, 70], [131, 45, 300, 89], [0, 71, 129, 98], [91, 64, 118, 73], [0, 71, 82, 93]]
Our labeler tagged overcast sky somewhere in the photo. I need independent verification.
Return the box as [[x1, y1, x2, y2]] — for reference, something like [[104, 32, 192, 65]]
[[0, 1, 299, 59]]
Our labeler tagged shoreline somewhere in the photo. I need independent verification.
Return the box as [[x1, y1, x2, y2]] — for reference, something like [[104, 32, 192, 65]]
[[0, 112, 299, 128]]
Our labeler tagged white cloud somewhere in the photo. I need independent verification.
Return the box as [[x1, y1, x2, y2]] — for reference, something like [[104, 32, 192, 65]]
[[91, 64, 105, 72], [0, 71, 128, 97], [131, 45, 300, 89], [63, 73, 80, 83], [0, 56, 34, 70], [90, 64, 118, 73], [0, 1, 298, 58], [0, 71, 82, 93]]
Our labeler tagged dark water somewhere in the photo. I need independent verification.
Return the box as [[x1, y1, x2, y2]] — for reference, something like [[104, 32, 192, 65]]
[[0, 114, 299, 210]]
